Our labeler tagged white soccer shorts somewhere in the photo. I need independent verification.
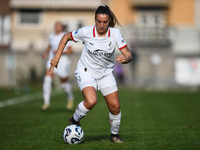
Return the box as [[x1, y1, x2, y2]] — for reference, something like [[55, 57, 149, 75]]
[[75, 71, 118, 96], [46, 56, 70, 78]]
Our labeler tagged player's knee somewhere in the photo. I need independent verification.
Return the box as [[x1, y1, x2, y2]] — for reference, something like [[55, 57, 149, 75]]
[[88, 99, 97, 108], [110, 102, 120, 115], [85, 98, 97, 109], [114, 103, 120, 113]]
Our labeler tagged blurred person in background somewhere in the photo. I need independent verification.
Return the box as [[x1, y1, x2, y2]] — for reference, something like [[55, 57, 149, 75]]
[[49, 5, 132, 143], [41, 21, 74, 111], [114, 63, 125, 84], [129, 43, 137, 80]]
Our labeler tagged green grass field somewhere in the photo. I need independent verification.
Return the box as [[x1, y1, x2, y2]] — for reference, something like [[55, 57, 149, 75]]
[[0, 87, 200, 150]]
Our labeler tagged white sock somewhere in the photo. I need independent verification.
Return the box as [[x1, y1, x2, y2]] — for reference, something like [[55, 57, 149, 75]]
[[109, 111, 121, 135], [73, 101, 90, 122], [61, 81, 74, 101], [43, 75, 52, 105]]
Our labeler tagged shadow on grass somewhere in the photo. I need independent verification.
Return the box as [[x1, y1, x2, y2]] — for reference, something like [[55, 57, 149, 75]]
[[62, 135, 110, 145]]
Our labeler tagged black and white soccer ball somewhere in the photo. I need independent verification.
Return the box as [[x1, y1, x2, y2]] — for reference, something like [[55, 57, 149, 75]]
[[63, 125, 84, 144]]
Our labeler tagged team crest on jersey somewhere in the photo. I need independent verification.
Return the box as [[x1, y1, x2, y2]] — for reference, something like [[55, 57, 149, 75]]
[[121, 35, 125, 43], [109, 41, 112, 47]]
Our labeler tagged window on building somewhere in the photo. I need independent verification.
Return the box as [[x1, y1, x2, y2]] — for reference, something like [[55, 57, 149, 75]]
[[0, 15, 11, 45], [137, 10, 165, 27], [135, 8, 169, 47], [142, 15, 147, 24], [19, 9, 41, 24], [154, 15, 159, 24], [78, 21, 84, 29]]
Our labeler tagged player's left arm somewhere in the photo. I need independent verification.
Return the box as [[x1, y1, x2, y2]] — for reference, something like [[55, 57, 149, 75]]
[[49, 32, 72, 72], [116, 46, 132, 64]]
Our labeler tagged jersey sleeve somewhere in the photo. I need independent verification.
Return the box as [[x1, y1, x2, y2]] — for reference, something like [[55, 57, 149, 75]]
[[115, 29, 127, 50], [71, 28, 84, 42]]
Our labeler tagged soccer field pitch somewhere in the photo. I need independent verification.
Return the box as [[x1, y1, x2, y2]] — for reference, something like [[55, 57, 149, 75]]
[[0, 87, 200, 150]]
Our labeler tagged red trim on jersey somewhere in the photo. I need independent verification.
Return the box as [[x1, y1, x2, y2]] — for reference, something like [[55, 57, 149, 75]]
[[93, 26, 96, 37], [119, 44, 127, 50], [108, 28, 110, 37], [93, 26, 110, 37], [70, 32, 76, 42]]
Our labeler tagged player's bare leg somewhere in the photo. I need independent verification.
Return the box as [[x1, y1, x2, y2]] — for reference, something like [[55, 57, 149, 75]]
[[69, 86, 97, 125], [60, 77, 74, 110], [42, 69, 54, 111], [82, 87, 97, 110], [104, 91, 124, 143]]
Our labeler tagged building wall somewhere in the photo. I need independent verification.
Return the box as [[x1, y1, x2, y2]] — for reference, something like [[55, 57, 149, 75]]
[[10, 0, 197, 53], [109, 0, 136, 25], [168, 0, 195, 26], [1, 0, 199, 88], [11, 10, 95, 52], [109, 0, 196, 27]]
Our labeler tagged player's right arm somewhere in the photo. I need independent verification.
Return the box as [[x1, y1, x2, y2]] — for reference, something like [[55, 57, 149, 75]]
[[49, 32, 73, 73]]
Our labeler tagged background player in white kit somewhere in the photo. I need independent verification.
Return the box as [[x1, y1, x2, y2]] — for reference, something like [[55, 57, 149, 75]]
[[41, 21, 74, 111], [49, 6, 132, 143]]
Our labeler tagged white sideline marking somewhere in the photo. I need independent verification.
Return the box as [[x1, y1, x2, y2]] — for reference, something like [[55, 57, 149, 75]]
[[0, 90, 63, 108]]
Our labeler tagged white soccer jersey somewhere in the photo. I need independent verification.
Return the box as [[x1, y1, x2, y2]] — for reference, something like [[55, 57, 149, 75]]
[[46, 32, 72, 77], [71, 25, 127, 80], [48, 32, 71, 60]]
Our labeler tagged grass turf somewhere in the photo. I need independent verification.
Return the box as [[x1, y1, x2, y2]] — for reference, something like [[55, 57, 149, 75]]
[[0, 87, 200, 150]]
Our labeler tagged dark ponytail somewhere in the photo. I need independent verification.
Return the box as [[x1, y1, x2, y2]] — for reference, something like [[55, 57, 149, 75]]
[[95, 5, 121, 27]]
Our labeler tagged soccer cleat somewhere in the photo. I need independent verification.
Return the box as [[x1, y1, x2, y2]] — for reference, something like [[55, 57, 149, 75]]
[[41, 104, 50, 111], [110, 134, 124, 143], [69, 116, 81, 126], [66, 100, 74, 110]]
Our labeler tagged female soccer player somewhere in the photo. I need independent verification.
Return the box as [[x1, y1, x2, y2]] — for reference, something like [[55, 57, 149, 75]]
[[41, 21, 74, 111], [49, 6, 132, 143]]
